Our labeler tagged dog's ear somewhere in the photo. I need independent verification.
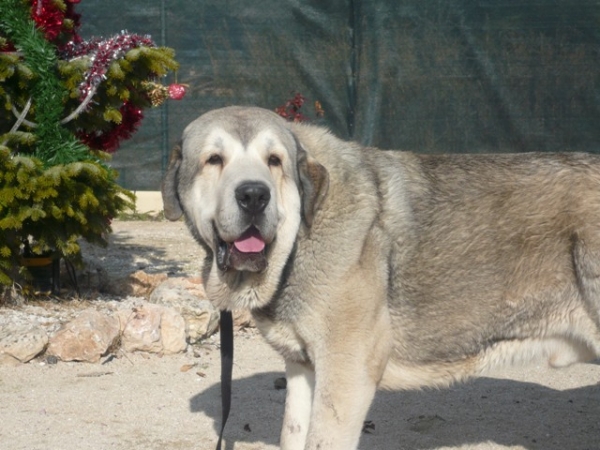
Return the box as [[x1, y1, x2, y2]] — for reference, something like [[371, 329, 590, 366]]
[[296, 140, 329, 227], [161, 142, 184, 221]]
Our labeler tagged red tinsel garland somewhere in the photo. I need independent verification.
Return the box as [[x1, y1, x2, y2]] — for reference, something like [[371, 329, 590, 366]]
[[76, 101, 143, 153], [30, 0, 81, 47], [61, 32, 155, 99]]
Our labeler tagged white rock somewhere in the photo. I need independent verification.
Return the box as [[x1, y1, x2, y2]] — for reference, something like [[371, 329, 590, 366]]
[[0, 322, 48, 363], [120, 302, 186, 354], [120, 303, 163, 353], [160, 307, 187, 354], [46, 309, 120, 363], [149, 278, 219, 343]]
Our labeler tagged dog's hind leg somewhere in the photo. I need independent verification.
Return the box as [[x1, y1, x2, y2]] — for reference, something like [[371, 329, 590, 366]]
[[280, 361, 315, 450], [571, 234, 600, 357]]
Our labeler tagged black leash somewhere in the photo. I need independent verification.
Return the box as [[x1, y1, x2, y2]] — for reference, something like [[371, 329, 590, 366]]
[[216, 310, 234, 450]]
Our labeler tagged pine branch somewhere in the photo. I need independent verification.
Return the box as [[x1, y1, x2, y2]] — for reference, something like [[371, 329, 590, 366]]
[[0, 0, 89, 165]]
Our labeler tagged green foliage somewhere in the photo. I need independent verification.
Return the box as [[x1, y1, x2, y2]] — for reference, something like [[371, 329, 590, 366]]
[[0, 148, 134, 284], [0, 0, 179, 160], [0, 0, 179, 289], [59, 46, 179, 138], [0, 0, 89, 165]]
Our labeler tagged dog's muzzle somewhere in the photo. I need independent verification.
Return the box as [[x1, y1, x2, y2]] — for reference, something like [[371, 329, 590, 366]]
[[216, 181, 271, 273]]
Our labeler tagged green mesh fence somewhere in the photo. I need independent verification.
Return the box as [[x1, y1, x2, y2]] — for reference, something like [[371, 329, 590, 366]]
[[78, 0, 600, 190]]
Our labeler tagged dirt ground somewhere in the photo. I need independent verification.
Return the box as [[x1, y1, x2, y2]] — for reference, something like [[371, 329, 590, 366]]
[[1, 220, 599, 450]]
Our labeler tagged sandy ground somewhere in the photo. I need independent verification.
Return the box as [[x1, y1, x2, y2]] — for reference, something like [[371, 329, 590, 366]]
[[1, 220, 599, 450]]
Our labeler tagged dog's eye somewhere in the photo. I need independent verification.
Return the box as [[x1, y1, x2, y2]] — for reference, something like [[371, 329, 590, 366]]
[[268, 155, 282, 167], [206, 154, 223, 165]]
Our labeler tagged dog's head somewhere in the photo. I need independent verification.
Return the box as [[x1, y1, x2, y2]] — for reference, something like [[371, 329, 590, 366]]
[[162, 107, 328, 297]]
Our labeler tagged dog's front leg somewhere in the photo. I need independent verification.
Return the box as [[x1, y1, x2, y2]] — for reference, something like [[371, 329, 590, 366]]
[[280, 361, 315, 450], [304, 359, 378, 450]]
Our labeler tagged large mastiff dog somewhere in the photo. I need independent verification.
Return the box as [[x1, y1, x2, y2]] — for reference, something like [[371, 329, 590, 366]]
[[162, 106, 600, 449]]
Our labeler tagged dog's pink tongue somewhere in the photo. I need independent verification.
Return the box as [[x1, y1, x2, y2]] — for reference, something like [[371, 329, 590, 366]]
[[233, 228, 265, 253]]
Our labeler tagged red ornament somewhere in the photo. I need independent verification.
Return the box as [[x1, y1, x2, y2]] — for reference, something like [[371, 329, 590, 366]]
[[168, 83, 187, 100]]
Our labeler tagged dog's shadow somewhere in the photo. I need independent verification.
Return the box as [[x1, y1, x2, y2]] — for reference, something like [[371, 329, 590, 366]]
[[190, 367, 600, 450]]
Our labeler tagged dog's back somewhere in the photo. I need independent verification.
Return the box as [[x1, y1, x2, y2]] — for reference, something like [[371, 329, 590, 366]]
[[370, 150, 600, 389]]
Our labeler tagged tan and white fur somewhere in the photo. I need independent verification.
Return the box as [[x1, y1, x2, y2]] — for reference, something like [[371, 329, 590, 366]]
[[162, 106, 600, 450]]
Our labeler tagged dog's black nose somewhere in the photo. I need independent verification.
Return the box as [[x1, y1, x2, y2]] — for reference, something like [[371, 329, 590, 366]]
[[235, 181, 271, 214]]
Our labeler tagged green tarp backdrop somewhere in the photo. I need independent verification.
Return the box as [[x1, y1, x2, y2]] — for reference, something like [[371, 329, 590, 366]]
[[78, 1, 600, 190]]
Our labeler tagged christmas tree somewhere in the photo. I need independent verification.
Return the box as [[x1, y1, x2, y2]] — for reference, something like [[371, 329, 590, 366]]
[[0, 0, 182, 288]]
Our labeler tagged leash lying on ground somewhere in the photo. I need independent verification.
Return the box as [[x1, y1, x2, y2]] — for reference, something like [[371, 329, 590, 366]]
[[216, 310, 234, 450]]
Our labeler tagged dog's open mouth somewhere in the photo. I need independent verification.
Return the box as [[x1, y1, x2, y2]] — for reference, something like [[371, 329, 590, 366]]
[[217, 226, 268, 272]]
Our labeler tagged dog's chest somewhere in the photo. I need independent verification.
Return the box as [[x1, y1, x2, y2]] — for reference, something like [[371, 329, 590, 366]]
[[253, 315, 312, 365]]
